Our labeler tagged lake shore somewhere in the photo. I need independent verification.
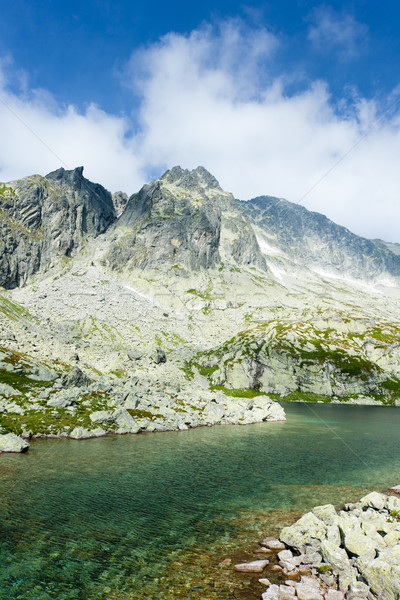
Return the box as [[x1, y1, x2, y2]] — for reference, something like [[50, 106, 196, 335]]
[[233, 485, 400, 600]]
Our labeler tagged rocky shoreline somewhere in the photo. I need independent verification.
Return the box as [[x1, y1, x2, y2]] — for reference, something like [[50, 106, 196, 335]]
[[0, 363, 286, 451], [233, 487, 400, 600]]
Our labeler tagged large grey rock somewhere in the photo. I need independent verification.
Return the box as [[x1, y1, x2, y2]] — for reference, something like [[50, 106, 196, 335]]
[[360, 492, 386, 511], [343, 528, 377, 561], [0, 433, 29, 452], [61, 366, 91, 388], [89, 410, 114, 425], [0, 383, 19, 396], [0, 166, 116, 288], [47, 388, 81, 408], [112, 408, 140, 432], [153, 348, 166, 364], [312, 504, 338, 525], [69, 427, 106, 439], [280, 512, 327, 553], [234, 559, 269, 572], [320, 539, 351, 571], [363, 559, 400, 600], [295, 582, 323, 600]]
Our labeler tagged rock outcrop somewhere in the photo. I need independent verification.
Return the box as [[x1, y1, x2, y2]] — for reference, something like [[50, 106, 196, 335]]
[[103, 166, 267, 274], [0, 167, 116, 288], [196, 312, 400, 401]]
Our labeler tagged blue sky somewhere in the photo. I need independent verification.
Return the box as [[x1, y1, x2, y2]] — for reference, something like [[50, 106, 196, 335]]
[[1, 0, 400, 241]]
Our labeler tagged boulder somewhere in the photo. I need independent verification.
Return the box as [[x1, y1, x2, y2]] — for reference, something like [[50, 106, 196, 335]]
[[61, 366, 91, 388], [153, 348, 166, 364], [320, 539, 351, 571], [325, 591, 344, 600], [0, 383, 19, 396], [312, 504, 338, 525], [0, 433, 29, 452], [89, 410, 113, 425], [360, 492, 386, 511], [363, 559, 400, 600], [280, 512, 327, 552], [113, 408, 140, 432], [343, 528, 377, 561], [69, 427, 106, 439], [295, 582, 323, 600], [262, 584, 280, 600], [234, 559, 269, 572]]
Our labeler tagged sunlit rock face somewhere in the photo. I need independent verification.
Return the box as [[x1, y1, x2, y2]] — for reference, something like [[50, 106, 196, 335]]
[[104, 166, 267, 274], [0, 166, 116, 288], [239, 195, 400, 282]]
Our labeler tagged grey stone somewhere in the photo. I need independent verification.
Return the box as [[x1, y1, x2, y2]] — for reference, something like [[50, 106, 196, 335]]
[[343, 528, 377, 561], [325, 591, 344, 600], [262, 584, 280, 600], [89, 410, 113, 425], [233, 559, 269, 572], [312, 504, 338, 525], [69, 427, 106, 439], [360, 492, 386, 511], [280, 512, 327, 553], [61, 366, 91, 388], [263, 538, 286, 550], [279, 584, 296, 599], [338, 567, 358, 594], [0, 433, 29, 452], [112, 407, 140, 432], [295, 582, 323, 600], [363, 560, 400, 600], [347, 581, 370, 600], [153, 348, 167, 364], [0, 383, 19, 396], [320, 539, 351, 571], [47, 388, 80, 408]]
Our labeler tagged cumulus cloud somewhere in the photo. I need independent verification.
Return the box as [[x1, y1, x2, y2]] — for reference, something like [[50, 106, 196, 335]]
[[0, 60, 145, 193], [1, 20, 400, 242], [307, 6, 369, 59]]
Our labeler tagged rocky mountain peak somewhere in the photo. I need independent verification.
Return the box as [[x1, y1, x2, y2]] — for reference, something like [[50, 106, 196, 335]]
[[160, 166, 222, 195]]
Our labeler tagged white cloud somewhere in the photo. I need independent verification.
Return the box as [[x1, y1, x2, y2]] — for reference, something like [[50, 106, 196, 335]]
[[1, 19, 400, 242], [308, 6, 369, 59]]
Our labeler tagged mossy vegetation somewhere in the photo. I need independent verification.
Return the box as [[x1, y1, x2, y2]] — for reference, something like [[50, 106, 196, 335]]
[[0, 391, 111, 436], [0, 295, 37, 322]]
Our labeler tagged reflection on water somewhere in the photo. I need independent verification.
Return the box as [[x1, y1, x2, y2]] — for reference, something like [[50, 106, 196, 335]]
[[0, 403, 400, 599]]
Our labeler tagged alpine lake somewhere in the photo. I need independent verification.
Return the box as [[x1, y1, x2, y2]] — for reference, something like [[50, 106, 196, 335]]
[[1, 402, 400, 600]]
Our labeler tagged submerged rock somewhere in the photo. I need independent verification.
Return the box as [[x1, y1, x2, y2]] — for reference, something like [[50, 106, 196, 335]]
[[234, 559, 269, 572]]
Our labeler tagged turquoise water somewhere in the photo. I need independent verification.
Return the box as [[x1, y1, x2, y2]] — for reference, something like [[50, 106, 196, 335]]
[[1, 402, 400, 600]]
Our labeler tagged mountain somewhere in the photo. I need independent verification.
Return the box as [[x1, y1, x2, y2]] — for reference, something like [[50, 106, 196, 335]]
[[0, 166, 115, 289], [239, 195, 400, 282], [103, 165, 267, 275], [0, 165, 399, 443]]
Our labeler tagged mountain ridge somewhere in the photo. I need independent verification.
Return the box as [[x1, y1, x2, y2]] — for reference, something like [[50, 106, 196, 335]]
[[0, 164, 399, 442]]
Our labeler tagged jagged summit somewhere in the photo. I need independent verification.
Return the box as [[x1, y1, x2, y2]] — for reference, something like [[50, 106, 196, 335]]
[[46, 165, 84, 183], [160, 166, 222, 192], [104, 166, 267, 274], [0, 166, 115, 288]]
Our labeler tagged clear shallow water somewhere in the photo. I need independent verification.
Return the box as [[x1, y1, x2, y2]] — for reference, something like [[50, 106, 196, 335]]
[[1, 402, 400, 600]]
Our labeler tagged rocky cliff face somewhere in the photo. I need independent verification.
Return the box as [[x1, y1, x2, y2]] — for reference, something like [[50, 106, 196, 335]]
[[239, 196, 400, 282], [0, 167, 116, 288], [194, 312, 400, 401], [103, 166, 267, 274]]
